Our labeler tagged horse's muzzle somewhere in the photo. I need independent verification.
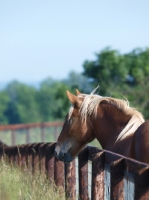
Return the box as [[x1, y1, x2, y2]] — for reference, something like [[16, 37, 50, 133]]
[[54, 148, 73, 163]]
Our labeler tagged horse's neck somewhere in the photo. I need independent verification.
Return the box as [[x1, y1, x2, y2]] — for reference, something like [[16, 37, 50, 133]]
[[93, 105, 136, 154]]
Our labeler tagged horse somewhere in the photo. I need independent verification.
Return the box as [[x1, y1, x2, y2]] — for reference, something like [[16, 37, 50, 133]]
[[55, 88, 149, 164]]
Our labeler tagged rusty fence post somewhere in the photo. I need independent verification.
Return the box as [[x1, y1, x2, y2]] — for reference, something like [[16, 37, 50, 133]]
[[91, 151, 105, 200], [39, 143, 47, 175], [18, 144, 27, 169], [134, 166, 149, 200], [65, 160, 76, 200], [125, 158, 149, 200], [110, 158, 124, 200], [4, 145, 19, 166], [31, 143, 41, 173], [78, 147, 89, 200], [26, 143, 34, 172], [54, 157, 65, 190], [46, 143, 55, 181], [15, 146, 21, 167]]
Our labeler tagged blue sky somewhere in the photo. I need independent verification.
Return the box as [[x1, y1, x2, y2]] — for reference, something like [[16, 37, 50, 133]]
[[0, 0, 149, 83]]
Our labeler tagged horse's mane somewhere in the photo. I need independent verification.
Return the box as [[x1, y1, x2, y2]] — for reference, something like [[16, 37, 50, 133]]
[[68, 91, 144, 142], [79, 94, 144, 121]]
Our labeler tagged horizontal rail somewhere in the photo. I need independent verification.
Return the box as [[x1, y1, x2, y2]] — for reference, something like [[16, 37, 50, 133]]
[[87, 145, 149, 167]]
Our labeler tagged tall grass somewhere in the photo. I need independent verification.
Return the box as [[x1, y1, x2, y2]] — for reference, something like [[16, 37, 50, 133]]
[[0, 158, 65, 200]]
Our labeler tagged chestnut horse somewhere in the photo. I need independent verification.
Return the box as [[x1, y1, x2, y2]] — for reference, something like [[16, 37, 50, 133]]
[[55, 89, 149, 164]]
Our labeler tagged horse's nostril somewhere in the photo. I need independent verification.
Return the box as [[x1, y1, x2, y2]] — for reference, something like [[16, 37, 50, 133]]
[[63, 153, 66, 157], [57, 151, 65, 161], [60, 152, 64, 158], [54, 150, 57, 157]]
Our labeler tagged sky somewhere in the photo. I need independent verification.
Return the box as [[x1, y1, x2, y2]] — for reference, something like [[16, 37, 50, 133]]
[[0, 0, 149, 83]]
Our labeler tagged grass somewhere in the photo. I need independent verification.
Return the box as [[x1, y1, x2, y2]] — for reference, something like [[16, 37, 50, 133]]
[[90, 138, 102, 148], [0, 158, 65, 200], [0, 127, 101, 200]]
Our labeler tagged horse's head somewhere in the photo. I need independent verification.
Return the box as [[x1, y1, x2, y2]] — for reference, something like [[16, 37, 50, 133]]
[[55, 89, 95, 162]]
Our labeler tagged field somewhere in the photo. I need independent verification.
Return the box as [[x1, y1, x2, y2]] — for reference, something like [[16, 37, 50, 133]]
[[0, 127, 101, 148], [0, 157, 65, 200]]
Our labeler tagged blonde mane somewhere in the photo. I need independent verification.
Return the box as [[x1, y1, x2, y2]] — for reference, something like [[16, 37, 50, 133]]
[[68, 92, 144, 143]]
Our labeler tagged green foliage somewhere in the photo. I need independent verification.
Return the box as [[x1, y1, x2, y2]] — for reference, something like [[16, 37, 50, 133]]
[[0, 47, 149, 124], [63, 71, 93, 93], [0, 91, 9, 124], [37, 78, 71, 121], [83, 47, 128, 94], [5, 81, 40, 124], [82, 47, 149, 119], [124, 48, 149, 85]]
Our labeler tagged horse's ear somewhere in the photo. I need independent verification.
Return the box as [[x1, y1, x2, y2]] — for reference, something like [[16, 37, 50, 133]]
[[66, 90, 79, 107], [76, 89, 81, 96]]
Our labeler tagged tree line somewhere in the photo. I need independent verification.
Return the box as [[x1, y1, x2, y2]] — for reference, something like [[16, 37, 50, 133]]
[[0, 47, 149, 124]]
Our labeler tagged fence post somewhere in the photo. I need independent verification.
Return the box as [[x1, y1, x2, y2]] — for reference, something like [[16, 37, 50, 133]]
[[134, 167, 149, 200], [125, 158, 149, 200], [54, 126, 58, 141], [26, 143, 33, 172], [78, 147, 89, 200], [54, 157, 65, 190], [31, 143, 40, 173], [91, 151, 105, 200], [65, 160, 76, 200], [4, 145, 20, 165], [39, 143, 47, 175], [110, 158, 124, 200], [46, 143, 55, 181], [41, 126, 45, 142], [26, 128, 30, 143], [18, 144, 27, 169]]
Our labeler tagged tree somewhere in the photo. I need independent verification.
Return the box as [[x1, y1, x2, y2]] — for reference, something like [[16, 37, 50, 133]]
[[0, 91, 9, 124], [82, 47, 149, 119], [124, 48, 149, 85], [5, 81, 40, 124], [37, 78, 71, 121], [83, 47, 129, 95], [63, 71, 93, 93]]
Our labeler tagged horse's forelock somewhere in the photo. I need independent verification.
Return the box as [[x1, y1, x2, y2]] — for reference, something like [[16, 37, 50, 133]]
[[68, 105, 74, 120]]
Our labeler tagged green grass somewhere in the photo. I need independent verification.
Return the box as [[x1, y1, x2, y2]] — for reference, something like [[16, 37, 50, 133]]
[[0, 158, 65, 200], [0, 128, 101, 200]]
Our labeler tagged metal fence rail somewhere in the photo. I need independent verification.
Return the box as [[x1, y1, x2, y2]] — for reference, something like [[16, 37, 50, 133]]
[[1, 142, 149, 199]]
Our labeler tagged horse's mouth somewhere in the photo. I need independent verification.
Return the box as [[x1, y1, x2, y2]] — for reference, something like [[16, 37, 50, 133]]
[[54, 150, 74, 163]]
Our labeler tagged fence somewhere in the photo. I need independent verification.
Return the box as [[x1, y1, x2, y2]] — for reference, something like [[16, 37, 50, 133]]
[[0, 121, 63, 145], [0, 142, 149, 200]]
